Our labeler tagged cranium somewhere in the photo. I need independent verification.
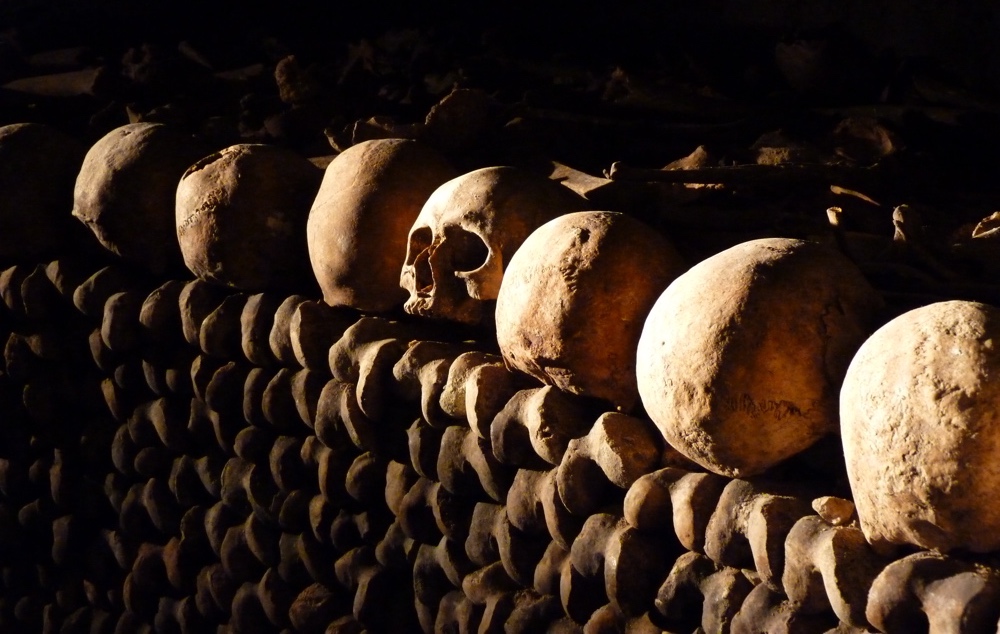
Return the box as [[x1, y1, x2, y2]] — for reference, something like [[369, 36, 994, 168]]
[[400, 166, 586, 327]]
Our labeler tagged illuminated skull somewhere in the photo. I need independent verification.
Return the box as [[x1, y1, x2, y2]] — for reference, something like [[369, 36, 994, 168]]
[[400, 166, 586, 326]]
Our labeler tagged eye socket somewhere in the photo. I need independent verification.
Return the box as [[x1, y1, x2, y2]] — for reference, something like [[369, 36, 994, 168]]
[[405, 226, 433, 265], [448, 228, 490, 273]]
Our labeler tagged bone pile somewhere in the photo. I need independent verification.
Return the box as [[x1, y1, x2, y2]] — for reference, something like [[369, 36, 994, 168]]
[[3, 117, 1000, 634]]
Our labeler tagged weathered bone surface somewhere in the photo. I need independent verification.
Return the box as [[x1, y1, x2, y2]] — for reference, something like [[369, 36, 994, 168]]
[[401, 166, 588, 327], [0, 123, 86, 260], [72, 123, 209, 275], [637, 237, 884, 478], [307, 138, 457, 312], [866, 550, 1000, 632], [176, 143, 322, 292], [497, 210, 686, 411], [842, 300, 1000, 553], [8, 129, 1000, 634]]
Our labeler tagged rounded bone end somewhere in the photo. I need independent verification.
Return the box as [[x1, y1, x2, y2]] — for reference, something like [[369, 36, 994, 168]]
[[636, 237, 885, 479], [842, 299, 1000, 553]]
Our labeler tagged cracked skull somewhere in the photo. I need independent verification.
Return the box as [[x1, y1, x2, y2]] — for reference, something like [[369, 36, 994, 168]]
[[400, 166, 586, 326]]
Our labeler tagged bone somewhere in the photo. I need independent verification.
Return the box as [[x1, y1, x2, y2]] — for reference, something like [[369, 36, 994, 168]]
[[89, 326, 122, 374], [122, 542, 169, 619], [154, 595, 205, 634], [268, 435, 305, 495], [43, 258, 96, 305], [556, 412, 662, 517], [344, 451, 388, 510], [532, 539, 569, 600], [188, 398, 240, 457], [242, 366, 274, 427], [73, 265, 141, 319], [275, 530, 334, 588], [781, 515, 887, 628], [204, 360, 252, 419], [268, 295, 309, 368], [439, 351, 510, 424], [730, 582, 841, 634], [465, 501, 549, 588], [397, 477, 445, 545], [199, 292, 249, 359], [384, 460, 419, 519], [179, 280, 228, 349], [623, 467, 728, 552], [277, 489, 311, 534], [314, 379, 407, 456], [101, 291, 144, 353], [866, 550, 1000, 633], [220, 512, 280, 583], [407, 418, 442, 480], [290, 300, 356, 373], [240, 292, 282, 367], [189, 353, 225, 403], [139, 477, 181, 536], [703, 478, 814, 590], [138, 279, 185, 347], [354, 337, 411, 424], [143, 396, 192, 452], [434, 590, 483, 634], [169, 455, 217, 507], [328, 316, 419, 384], [463, 560, 523, 611], [570, 512, 672, 618], [142, 349, 196, 397], [412, 542, 457, 629], [261, 368, 307, 433], [481, 588, 564, 634], [438, 424, 513, 503], [195, 562, 237, 622], [583, 603, 665, 634], [811, 496, 857, 527], [291, 368, 324, 429], [655, 551, 759, 633], [19, 264, 63, 323], [393, 340, 476, 428], [335, 544, 408, 629], [4, 330, 64, 383], [288, 583, 346, 633], [229, 581, 270, 633], [257, 567, 294, 629], [219, 456, 279, 520], [491, 386, 594, 468], [0, 265, 29, 321]]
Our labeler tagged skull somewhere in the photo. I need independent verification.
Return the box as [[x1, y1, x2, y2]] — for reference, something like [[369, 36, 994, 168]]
[[400, 166, 587, 327]]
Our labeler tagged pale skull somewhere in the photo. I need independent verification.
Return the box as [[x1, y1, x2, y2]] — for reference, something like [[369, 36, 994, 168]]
[[400, 166, 587, 326]]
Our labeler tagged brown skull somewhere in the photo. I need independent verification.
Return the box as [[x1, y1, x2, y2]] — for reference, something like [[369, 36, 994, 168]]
[[400, 166, 586, 327]]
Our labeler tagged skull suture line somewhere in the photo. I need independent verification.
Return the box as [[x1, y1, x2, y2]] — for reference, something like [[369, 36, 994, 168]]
[[400, 166, 587, 327]]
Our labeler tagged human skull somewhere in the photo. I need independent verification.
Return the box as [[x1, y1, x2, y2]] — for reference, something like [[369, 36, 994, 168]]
[[400, 166, 587, 327], [842, 300, 1000, 553], [636, 237, 885, 478], [307, 138, 457, 312], [496, 211, 687, 411], [73, 122, 209, 275], [175, 143, 322, 292]]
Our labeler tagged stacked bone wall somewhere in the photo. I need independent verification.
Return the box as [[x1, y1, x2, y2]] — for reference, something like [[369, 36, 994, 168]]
[[3, 251, 1000, 633]]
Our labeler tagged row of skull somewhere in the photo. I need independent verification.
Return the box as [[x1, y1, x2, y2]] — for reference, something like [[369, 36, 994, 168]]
[[4, 121, 1000, 557]]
